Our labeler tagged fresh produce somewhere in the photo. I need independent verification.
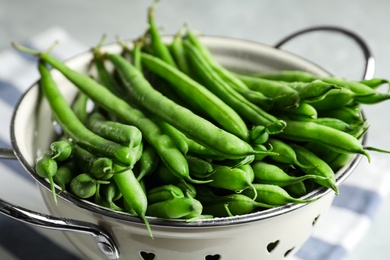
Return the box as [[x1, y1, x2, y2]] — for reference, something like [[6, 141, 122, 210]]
[[13, 3, 390, 237]]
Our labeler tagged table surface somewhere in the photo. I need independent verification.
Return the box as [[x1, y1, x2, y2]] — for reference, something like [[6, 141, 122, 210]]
[[2, 0, 390, 259]]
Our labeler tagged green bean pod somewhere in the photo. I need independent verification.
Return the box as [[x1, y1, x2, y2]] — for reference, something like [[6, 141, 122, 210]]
[[147, 184, 185, 204], [136, 143, 159, 181], [205, 165, 256, 195], [170, 27, 191, 75], [50, 140, 73, 162], [113, 164, 152, 237], [186, 155, 214, 179], [107, 52, 257, 159], [30, 50, 191, 184], [87, 112, 142, 146], [277, 102, 318, 120], [242, 183, 318, 206], [236, 74, 301, 110], [35, 153, 58, 204], [69, 173, 109, 199], [183, 41, 286, 134], [287, 80, 339, 102], [71, 91, 89, 123], [146, 196, 203, 219], [37, 60, 132, 166], [53, 162, 76, 192], [267, 138, 309, 168], [202, 194, 273, 217], [292, 144, 338, 194], [279, 119, 370, 160], [318, 105, 363, 124], [146, 2, 177, 68], [251, 161, 326, 187], [254, 70, 317, 82], [141, 52, 250, 141], [360, 78, 389, 90]]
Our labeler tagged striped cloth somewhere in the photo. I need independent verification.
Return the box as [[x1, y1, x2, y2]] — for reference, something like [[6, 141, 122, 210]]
[[1, 27, 390, 260]]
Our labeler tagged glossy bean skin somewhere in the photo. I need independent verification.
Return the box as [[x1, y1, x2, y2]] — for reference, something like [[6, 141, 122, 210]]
[[50, 140, 73, 162], [201, 193, 273, 217], [108, 52, 257, 160], [242, 183, 318, 206], [35, 153, 59, 204], [251, 161, 325, 187], [147, 184, 185, 204], [183, 40, 286, 135], [292, 144, 338, 194], [141, 52, 250, 141], [146, 197, 203, 219], [279, 119, 369, 159]]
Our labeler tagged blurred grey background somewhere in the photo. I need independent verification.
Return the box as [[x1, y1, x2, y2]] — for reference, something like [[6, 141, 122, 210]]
[[2, 0, 390, 259]]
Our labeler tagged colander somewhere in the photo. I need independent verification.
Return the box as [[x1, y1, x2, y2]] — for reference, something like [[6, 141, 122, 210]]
[[0, 26, 373, 260]]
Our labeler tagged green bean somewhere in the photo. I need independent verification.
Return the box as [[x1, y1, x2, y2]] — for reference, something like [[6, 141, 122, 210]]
[[170, 26, 190, 75], [92, 46, 125, 98], [36, 59, 132, 166], [132, 38, 143, 71], [201, 194, 273, 217], [254, 70, 317, 82], [71, 91, 90, 123], [286, 80, 339, 102], [310, 88, 360, 111], [155, 120, 189, 154], [298, 117, 362, 133], [319, 105, 363, 124], [35, 153, 58, 204], [267, 138, 309, 168], [176, 181, 197, 198], [50, 140, 73, 162], [147, 184, 185, 204], [186, 155, 213, 179], [53, 162, 76, 192], [17, 46, 191, 184], [136, 143, 159, 181], [69, 173, 109, 199], [147, 1, 177, 67], [206, 166, 256, 197], [242, 183, 318, 206], [284, 181, 308, 198], [88, 112, 142, 147], [113, 164, 152, 237], [183, 41, 286, 134], [360, 78, 389, 90], [250, 125, 269, 145], [321, 77, 390, 104], [279, 119, 370, 160], [236, 74, 301, 110], [94, 183, 124, 212], [107, 52, 258, 159], [276, 102, 317, 120], [141, 52, 250, 141], [185, 30, 274, 110], [146, 196, 203, 219], [89, 157, 114, 180], [292, 144, 338, 194], [251, 161, 326, 187]]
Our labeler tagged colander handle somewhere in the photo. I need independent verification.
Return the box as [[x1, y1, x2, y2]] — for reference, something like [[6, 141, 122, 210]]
[[274, 25, 375, 80], [0, 148, 120, 260]]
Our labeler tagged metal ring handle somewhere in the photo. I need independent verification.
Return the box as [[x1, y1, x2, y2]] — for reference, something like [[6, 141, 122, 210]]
[[0, 149, 120, 259], [274, 25, 375, 80]]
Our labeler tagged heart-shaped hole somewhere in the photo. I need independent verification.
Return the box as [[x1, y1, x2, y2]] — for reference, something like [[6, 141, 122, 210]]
[[312, 214, 320, 226], [205, 254, 221, 260], [284, 247, 295, 257], [140, 251, 155, 260], [266, 240, 279, 253]]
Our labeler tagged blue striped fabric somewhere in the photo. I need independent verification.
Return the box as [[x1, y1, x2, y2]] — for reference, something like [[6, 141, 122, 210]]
[[0, 27, 389, 260]]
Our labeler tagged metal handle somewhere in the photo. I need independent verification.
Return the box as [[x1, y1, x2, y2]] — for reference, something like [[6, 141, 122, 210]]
[[274, 25, 375, 80], [0, 148, 120, 259]]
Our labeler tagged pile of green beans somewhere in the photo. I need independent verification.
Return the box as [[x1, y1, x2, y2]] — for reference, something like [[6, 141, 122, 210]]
[[14, 3, 390, 236]]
